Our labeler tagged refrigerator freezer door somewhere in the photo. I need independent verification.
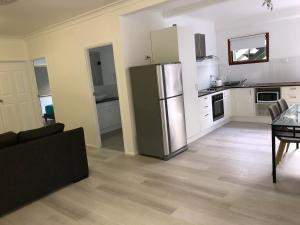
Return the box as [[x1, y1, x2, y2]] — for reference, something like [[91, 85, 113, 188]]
[[157, 63, 183, 99], [165, 95, 187, 153]]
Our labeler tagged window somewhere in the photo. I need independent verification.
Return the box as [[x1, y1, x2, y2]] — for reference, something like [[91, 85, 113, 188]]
[[228, 33, 269, 65]]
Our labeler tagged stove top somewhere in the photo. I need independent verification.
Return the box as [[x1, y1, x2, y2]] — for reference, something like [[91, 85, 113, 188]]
[[199, 87, 224, 93]]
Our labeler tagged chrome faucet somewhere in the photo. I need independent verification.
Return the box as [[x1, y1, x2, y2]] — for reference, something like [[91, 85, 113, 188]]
[[240, 78, 248, 86]]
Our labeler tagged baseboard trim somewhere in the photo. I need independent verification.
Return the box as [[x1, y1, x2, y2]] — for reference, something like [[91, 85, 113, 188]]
[[231, 116, 270, 124], [187, 118, 231, 144], [86, 144, 99, 149], [187, 133, 203, 144]]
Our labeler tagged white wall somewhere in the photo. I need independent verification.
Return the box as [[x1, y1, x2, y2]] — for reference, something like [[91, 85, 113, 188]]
[[217, 17, 300, 83], [34, 66, 51, 96], [89, 51, 104, 86], [97, 45, 117, 85], [25, 0, 168, 154], [163, 16, 218, 90], [121, 12, 218, 143], [0, 37, 28, 61], [121, 13, 218, 90], [120, 11, 166, 67]]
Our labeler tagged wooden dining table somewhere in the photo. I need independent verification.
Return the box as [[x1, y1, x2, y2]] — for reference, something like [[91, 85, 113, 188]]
[[271, 104, 300, 183]]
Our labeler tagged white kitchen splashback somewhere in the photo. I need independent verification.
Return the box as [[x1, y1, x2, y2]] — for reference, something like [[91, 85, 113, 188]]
[[196, 61, 219, 90], [219, 56, 300, 83]]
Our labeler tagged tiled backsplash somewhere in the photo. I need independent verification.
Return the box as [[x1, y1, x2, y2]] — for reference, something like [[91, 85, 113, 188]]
[[196, 61, 219, 90], [219, 56, 300, 83], [196, 56, 300, 90]]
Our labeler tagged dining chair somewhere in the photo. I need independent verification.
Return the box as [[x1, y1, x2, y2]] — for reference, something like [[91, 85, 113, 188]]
[[277, 98, 289, 113], [268, 104, 300, 165], [269, 104, 286, 165], [276, 98, 292, 151]]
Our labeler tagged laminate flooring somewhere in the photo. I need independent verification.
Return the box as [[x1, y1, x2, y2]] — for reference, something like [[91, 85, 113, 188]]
[[101, 129, 124, 151], [2, 122, 300, 225]]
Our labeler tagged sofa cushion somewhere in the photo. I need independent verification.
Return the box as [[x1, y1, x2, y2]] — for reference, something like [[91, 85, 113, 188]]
[[18, 123, 65, 143], [0, 132, 18, 149]]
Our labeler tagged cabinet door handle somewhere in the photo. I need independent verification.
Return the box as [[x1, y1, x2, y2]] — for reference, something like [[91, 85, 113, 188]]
[[205, 114, 209, 117], [290, 96, 297, 99], [205, 106, 208, 108], [290, 88, 297, 90]]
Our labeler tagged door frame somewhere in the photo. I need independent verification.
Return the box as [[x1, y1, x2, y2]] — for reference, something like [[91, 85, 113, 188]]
[[84, 42, 124, 150], [30, 57, 53, 126]]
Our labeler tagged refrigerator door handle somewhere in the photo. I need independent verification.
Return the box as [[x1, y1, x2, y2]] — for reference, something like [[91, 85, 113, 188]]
[[156, 65, 165, 99], [160, 100, 170, 156]]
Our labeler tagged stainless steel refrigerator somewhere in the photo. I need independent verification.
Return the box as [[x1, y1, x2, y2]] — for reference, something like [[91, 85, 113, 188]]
[[130, 63, 188, 160]]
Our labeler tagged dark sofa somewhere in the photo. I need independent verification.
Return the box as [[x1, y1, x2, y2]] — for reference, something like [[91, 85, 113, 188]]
[[0, 124, 89, 216]]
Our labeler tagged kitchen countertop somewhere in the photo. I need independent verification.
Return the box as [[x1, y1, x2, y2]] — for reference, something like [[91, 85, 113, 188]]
[[96, 97, 119, 104], [198, 82, 300, 97]]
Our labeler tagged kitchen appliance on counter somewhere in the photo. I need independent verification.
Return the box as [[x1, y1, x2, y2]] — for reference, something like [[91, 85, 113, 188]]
[[256, 87, 281, 103], [212, 93, 224, 121], [130, 63, 188, 160], [215, 79, 223, 87], [210, 75, 223, 88], [255, 87, 281, 116]]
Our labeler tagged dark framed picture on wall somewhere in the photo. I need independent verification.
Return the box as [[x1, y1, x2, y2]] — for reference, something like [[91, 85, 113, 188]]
[[227, 32, 269, 65]]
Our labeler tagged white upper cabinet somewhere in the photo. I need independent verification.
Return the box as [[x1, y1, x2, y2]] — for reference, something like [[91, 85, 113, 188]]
[[231, 88, 255, 117], [150, 27, 180, 64]]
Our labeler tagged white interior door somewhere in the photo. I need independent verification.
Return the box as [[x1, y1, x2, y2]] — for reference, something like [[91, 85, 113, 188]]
[[0, 62, 39, 133], [0, 106, 5, 133]]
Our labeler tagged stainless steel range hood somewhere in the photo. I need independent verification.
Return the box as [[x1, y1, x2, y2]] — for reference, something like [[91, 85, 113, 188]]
[[194, 33, 218, 62]]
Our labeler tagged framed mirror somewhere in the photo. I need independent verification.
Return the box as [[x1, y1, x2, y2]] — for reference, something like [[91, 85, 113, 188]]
[[228, 33, 269, 65]]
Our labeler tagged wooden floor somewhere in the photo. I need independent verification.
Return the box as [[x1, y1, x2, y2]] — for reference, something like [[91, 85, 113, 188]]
[[101, 129, 124, 151], [2, 122, 300, 225]]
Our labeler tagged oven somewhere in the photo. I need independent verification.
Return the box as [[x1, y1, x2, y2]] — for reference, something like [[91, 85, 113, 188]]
[[212, 93, 224, 121], [256, 87, 280, 103]]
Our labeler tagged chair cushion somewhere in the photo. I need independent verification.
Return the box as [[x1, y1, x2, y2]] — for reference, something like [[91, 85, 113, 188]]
[[0, 132, 18, 149], [18, 123, 65, 143]]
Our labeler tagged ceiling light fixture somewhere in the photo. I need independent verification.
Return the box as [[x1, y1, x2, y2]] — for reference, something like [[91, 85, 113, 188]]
[[262, 0, 274, 11], [0, 0, 18, 6]]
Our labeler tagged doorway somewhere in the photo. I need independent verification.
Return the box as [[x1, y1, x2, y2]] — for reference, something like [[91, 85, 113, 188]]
[[33, 58, 55, 126], [88, 44, 124, 151]]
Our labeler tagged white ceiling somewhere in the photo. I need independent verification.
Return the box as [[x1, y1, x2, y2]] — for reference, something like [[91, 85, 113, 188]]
[[0, 0, 123, 36], [157, 0, 300, 30], [3, 0, 300, 36]]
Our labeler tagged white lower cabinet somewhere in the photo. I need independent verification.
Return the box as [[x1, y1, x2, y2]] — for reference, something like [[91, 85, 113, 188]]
[[96, 100, 121, 134], [231, 88, 255, 117], [223, 89, 232, 119], [199, 95, 213, 131], [200, 112, 213, 130], [282, 86, 300, 104]]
